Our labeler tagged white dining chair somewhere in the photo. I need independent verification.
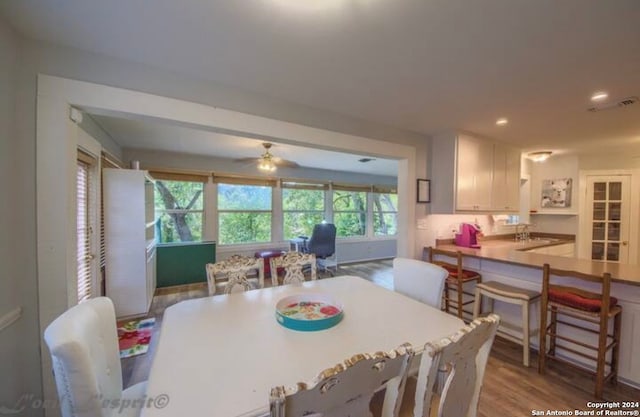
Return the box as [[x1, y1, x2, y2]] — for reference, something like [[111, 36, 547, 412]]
[[205, 255, 265, 295], [403, 314, 500, 417], [43, 297, 148, 417], [393, 257, 448, 309], [270, 251, 317, 286], [270, 343, 414, 417]]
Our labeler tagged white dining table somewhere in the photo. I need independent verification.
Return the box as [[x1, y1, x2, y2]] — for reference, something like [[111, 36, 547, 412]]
[[141, 275, 465, 417]]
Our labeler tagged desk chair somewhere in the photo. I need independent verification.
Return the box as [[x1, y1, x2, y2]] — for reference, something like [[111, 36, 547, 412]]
[[300, 223, 337, 275]]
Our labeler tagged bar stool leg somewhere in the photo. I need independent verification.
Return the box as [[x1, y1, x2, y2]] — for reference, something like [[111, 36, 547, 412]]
[[522, 300, 530, 367], [456, 279, 464, 319], [444, 281, 450, 313], [538, 298, 547, 374], [473, 287, 482, 319], [549, 308, 557, 356], [611, 312, 622, 386]]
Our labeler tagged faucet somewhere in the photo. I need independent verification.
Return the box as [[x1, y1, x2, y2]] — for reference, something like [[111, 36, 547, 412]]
[[515, 224, 530, 242]]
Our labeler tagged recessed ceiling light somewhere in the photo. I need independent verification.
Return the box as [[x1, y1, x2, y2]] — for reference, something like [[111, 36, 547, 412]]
[[527, 151, 552, 162], [496, 118, 508, 126], [591, 91, 608, 101]]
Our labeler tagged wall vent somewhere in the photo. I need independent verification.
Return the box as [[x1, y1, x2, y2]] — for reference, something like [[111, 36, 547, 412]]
[[588, 96, 638, 112]]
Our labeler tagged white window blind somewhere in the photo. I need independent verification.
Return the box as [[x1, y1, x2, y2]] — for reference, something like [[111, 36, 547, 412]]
[[77, 157, 95, 303]]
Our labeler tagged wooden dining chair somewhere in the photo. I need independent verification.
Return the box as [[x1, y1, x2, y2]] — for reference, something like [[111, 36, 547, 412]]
[[538, 264, 622, 399], [205, 255, 264, 295], [398, 314, 500, 417], [427, 247, 482, 321], [270, 344, 414, 417], [270, 251, 317, 286]]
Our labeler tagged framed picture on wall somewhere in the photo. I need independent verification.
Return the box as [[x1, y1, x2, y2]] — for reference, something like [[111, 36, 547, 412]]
[[417, 179, 430, 203], [541, 178, 572, 208]]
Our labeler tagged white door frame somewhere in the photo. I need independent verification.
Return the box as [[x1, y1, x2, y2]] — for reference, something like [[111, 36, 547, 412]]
[[578, 169, 640, 264], [36, 74, 417, 415]]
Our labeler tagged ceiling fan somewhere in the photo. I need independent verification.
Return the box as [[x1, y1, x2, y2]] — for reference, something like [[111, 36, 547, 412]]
[[234, 142, 299, 172]]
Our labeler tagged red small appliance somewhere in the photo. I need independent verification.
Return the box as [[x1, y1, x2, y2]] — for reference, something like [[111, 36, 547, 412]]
[[455, 223, 482, 248]]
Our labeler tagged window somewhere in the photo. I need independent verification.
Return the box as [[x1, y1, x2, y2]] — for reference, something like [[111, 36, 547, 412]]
[[282, 186, 325, 239], [154, 180, 204, 243], [218, 183, 272, 244], [372, 193, 398, 236], [333, 190, 367, 237], [77, 151, 98, 303]]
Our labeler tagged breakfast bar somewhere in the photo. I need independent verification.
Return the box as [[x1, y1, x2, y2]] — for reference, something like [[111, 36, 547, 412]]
[[429, 239, 640, 387]]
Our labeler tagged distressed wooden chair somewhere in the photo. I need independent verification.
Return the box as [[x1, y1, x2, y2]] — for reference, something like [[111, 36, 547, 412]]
[[538, 264, 622, 399], [427, 247, 482, 321], [205, 255, 264, 295], [270, 344, 414, 417], [270, 251, 317, 286], [392, 314, 500, 417]]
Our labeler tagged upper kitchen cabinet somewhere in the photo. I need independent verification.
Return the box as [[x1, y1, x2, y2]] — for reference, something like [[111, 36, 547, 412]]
[[492, 145, 521, 211], [430, 132, 521, 213]]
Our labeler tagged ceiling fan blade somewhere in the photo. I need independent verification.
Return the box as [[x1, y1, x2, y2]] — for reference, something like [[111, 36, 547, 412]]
[[233, 157, 260, 163], [273, 159, 299, 168]]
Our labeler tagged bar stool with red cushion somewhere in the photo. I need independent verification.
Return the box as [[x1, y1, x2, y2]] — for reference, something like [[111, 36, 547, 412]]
[[427, 247, 482, 321], [538, 263, 622, 399]]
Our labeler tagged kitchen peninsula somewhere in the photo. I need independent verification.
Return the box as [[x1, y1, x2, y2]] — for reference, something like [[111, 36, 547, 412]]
[[429, 237, 640, 387]]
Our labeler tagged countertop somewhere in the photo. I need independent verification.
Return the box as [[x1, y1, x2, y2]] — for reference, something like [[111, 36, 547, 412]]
[[433, 239, 640, 286]]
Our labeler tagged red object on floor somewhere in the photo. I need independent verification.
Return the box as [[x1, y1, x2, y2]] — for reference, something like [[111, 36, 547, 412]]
[[255, 250, 286, 276]]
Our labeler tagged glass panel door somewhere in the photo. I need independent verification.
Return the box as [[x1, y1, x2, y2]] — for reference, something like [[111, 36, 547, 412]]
[[585, 176, 630, 263]]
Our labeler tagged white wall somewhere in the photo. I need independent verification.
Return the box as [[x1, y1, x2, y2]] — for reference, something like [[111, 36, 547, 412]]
[[7, 33, 429, 415], [0, 19, 41, 416]]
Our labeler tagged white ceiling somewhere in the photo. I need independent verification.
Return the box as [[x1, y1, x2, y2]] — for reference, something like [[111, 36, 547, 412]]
[[3, 1, 640, 154], [91, 114, 399, 175]]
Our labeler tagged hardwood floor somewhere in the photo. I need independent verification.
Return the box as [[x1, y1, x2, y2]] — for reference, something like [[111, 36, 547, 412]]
[[122, 259, 639, 415]]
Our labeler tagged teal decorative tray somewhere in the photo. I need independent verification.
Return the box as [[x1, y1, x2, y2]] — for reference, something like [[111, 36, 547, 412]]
[[275, 294, 344, 332]]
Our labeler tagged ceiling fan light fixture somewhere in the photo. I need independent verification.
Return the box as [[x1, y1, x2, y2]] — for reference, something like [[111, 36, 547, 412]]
[[258, 156, 277, 172], [527, 151, 552, 162]]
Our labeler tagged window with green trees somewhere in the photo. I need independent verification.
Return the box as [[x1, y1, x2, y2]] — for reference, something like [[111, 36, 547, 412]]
[[282, 187, 325, 239], [333, 190, 367, 237], [155, 180, 204, 243], [218, 183, 272, 244], [372, 193, 398, 236]]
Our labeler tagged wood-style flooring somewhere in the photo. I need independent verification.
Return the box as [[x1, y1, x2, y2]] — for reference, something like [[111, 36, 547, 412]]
[[122, 259, 639, 416]]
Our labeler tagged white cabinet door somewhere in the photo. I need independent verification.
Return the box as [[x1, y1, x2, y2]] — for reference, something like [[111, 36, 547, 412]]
[[456, 135, 480, 211], [505, 147, 521, 211], [456, 135, 493, 211], [492, 145, 521, 212]]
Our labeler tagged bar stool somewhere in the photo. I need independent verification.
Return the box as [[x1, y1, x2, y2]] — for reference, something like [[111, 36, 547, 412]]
[[538, 264, 622, 399], [427, 247, 482, 321], [473, 281, 541, 367]]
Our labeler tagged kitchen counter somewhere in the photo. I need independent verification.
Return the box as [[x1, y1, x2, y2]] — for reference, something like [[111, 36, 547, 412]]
[[429, 238, 640, 387], [433, 239, 640, 286]]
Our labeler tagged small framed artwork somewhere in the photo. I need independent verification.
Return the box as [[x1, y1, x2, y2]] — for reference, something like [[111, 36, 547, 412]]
[[417, 179, 431, 203], [541, 178, 572, 208]]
